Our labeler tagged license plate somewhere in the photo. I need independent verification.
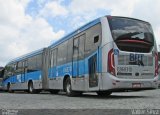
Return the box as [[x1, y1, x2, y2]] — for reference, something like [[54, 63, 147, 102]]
[[132, 83, 141, 88]]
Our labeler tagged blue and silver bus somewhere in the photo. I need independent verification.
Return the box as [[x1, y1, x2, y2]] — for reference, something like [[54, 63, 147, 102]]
[[2, 16, 159, 96]]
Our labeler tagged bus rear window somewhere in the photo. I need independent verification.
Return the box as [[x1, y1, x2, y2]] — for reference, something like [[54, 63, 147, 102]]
[[108, 17, 154, 53]]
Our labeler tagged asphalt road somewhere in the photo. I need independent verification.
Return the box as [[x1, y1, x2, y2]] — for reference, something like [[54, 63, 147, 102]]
[[0, 89, 160, 114]]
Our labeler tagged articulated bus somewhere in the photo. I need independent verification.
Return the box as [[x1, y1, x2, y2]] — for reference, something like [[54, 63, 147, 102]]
[[2, 16, 159, 96]]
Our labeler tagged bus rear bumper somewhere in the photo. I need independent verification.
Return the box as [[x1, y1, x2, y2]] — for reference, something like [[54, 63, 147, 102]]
[[109, 81, 158, 91], [100, 73, 159, 91]]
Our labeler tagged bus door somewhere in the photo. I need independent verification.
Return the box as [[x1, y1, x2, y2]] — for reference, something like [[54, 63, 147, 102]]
[[73, 37, 78, 78], [21, 60, 27, 83], [72, 34, 85, 90], [88, 54, 98, 88], [49, 48, 57, 81], [88, 35, 100, 89]]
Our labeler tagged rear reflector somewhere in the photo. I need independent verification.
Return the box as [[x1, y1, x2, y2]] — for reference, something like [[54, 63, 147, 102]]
[[155, 52, 158, 77], [108, 49, 115, 76]]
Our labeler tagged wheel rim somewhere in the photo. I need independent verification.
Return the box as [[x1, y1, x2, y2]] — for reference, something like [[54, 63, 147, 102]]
[[29, 83, 33, 93], [66, 82, 71, 94]]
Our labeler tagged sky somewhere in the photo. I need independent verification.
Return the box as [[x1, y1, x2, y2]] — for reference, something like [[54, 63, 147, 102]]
[[0, 0, 160, 66]]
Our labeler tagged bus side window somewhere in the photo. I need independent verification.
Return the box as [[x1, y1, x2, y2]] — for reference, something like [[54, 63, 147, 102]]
[[36, 54, 42, 70], [53, 48, 58, 67], [85, 24, 101, 57], [57, 41, 68, 66], [18, 61, 23, 75], [0, 68, 4, 78], [94, 35, 99, 43], [67, 39, 73, 63], [50, 50, 54, 68], [79, 34, 85, 60], [28, 56, 36, 72]]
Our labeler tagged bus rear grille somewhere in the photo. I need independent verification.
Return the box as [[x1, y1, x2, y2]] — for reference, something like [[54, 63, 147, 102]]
[[118, 55, 153, 66]]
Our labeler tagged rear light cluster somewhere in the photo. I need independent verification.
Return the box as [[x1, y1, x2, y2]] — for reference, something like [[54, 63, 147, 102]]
[[155, 52, 158, 77], [108, 49, 115, 76]]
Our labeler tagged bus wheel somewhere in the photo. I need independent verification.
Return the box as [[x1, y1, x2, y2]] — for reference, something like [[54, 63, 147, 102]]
[[7, 83, 14, 93], [50, 90, 60, 94], [96, 91, 112, 96], [28, 81, 35, 94], [65, 77, 75, 96]]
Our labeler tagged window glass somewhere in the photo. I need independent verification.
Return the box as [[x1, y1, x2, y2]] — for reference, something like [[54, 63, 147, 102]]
[[50, 50, 54, 68], [28, 56, 37, 72], [78, 34, 85, 60], [67, 39, 73, 63], [10, 64, 15, 76], [57, 41, 68, 65], [16, 61, 23, 75], [73, 37, 79, 61], [108, 17, 154, 44], [4, 64, 12, 78], [36, 54, 42, 70], [85, 24, 101, 57], [108, 17, 154, 53], [53, 48, 57, 66]]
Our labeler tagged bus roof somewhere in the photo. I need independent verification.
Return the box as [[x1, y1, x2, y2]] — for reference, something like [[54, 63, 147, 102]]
[[7, 48, 44, 65], [49, 17, 101, 48]]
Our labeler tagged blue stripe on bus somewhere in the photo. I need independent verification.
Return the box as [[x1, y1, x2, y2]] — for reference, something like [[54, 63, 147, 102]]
[[3, 49, 102, 85]]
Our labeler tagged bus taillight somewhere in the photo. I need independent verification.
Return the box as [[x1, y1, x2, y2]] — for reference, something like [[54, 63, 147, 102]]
[[108, 49, 115, 76], [155, 52, 158, 77]]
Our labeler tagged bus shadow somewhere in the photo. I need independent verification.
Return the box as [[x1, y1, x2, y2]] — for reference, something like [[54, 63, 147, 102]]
[[68, 93, 152, 99], [2, 91, 153, 100]]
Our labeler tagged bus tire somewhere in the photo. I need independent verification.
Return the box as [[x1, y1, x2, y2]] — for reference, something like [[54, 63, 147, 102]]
[[28, 81, 36, 94], [50, 90, 60, 94], [96, 91, 112, 96], [7, 83, 14, 93], [65, 77, 75, 96]]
